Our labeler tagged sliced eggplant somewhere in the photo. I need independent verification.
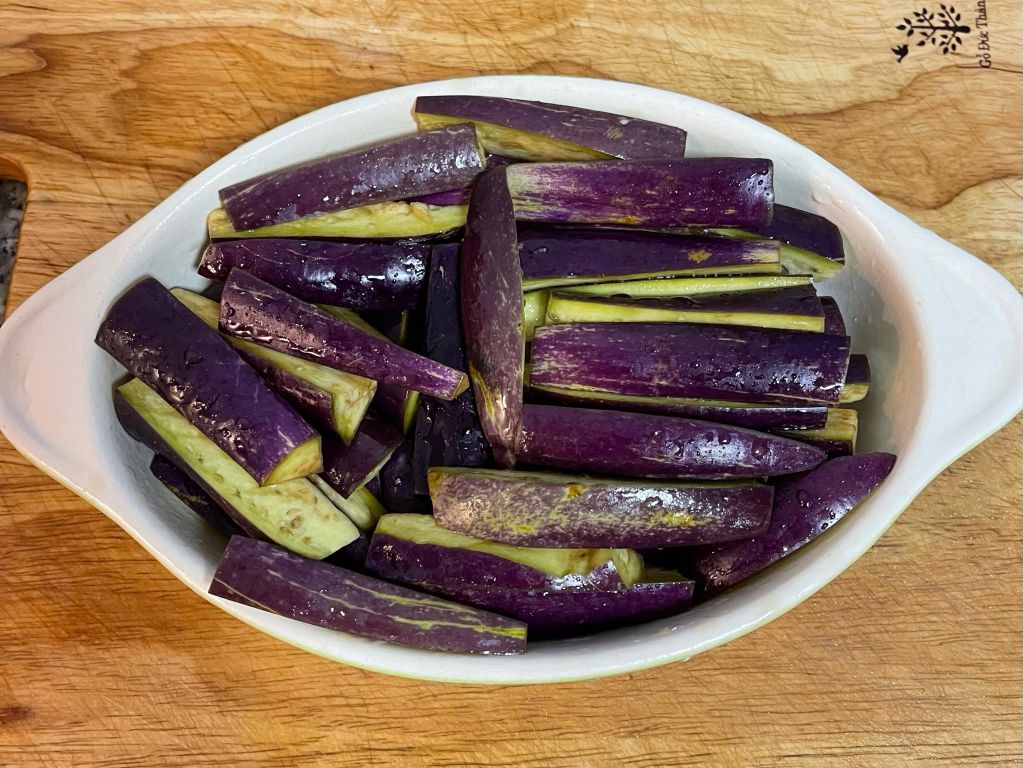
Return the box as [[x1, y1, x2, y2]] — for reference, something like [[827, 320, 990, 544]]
[[116, 379, 359, 559], [362, 309, 411, 344], [518, 404, 825, 479], [506, 158, 774, 229], [545, 285, 825, 332], [209, 536, 526, 654], [775, 408, 858, 457], [373, 387, 421, 434], [460, 166, 525, 467], [708, 221, 842, 279], [198, 239, 429, 310], [149, 455, 243, 537], [690, 453, 896, 595], [412, 243, 492, 493], [821, 296, 846, 336], [319, 416, 403, 498], [172, 289, 375, 443], [97, 278, 321, 486], [519, 228, 781, 290], [414, 95, 687, 161], [428, 571, 695, 637], [429, 467, 773, 548], [207, 202, 468, 241], [522, 290, 550, 341], [840, 354, 871, 403], [379, 438, 428, 514], [563, 274, 811, 298], [529, 384, 830, 430], [311, 478, 388, 533], [220, 124, 485, 230], [324, 531, 372, 571], [530, 322, 851, 404], [319, 305, 425, 435], [366, 513, 643, 590], [220, 269, 468, 400]]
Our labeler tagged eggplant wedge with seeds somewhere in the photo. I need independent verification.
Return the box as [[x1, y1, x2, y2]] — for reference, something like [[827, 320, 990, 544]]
[[149, 455, 244, 537], [311, 479, 388, 533], [116, 379, 359, 559], [522, 290, 550, 341], [315, 304, 423, 435]]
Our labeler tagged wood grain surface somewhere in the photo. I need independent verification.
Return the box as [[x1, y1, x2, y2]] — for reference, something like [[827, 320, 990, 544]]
[[1, 2, 1020, 766]]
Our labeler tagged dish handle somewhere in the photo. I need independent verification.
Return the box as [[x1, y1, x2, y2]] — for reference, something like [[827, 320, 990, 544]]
[[910, 230, 1023, 454]]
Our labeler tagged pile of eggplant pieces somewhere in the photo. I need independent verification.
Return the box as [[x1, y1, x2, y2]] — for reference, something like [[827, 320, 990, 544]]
[[97, 96, 895, 656]]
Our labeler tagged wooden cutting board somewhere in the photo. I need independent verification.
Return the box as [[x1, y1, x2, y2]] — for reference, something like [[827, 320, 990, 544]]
[[1, 2, 1020, 765]]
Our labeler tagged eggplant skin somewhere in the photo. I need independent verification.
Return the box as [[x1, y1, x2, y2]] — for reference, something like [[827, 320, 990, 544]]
[[219, 269, 468, 401], [115, 381, 360, 558], [429, 468, 773, 549], [366, 516, 633, 592], [752, 204, 845, 263], [518, 404, 826, 480], [379, 438, 429, 514], [413, 243, 492, 492], [414, 95, 687, 160], [320, 416, 403, 498], [531, 322, 851, 405], [149, 455, 243, 537], [199, 239, 429, 311], [460, 166, 525, 467], [428, 579, 694, 637], [545, 285, 825, 333], [96, 277, 319, 486], [220, 124, 486, 230], [506, 158, 774, 229], [367, 532, 625, 591], [529, 386, 830, 430], [209, 537, 526, 655], [324, 533, 371, 572], [820, 297, 846, 336], [690, 453, 897, 596], [518, 228, 780, 288]]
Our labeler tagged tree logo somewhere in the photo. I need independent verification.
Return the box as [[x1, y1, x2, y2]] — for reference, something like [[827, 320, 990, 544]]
[[892, 4, 971, 62]]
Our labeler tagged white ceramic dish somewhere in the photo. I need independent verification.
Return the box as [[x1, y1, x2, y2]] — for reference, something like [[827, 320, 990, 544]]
[[1, 76, 1021, 684]]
